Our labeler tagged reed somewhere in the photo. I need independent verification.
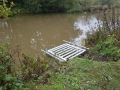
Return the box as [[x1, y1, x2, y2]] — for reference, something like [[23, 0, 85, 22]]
[[86, 8, 120, 46], [86, 8, 120, 61]]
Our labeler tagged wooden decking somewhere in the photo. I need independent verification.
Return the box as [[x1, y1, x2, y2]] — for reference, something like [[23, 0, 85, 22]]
[[41, 40, 89, 61]]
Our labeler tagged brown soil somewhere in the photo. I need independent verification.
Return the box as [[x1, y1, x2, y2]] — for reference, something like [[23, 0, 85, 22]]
[[87, 52, 109, 62], [80, 51, 120, 62], [80, 52, 110, 62]]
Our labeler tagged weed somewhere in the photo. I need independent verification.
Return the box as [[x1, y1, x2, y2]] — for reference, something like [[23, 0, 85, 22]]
[[0, 43, 24, 90], [87, 8, 120, 45], [0, 43, 52, 89], [86, 8, 120, 61]]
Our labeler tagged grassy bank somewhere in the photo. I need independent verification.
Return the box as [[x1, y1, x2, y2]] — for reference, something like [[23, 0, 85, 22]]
[[37, 58, 120, 90]]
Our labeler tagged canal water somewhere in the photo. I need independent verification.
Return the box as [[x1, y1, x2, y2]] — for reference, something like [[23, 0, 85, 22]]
[[0, 13, 99, 55]]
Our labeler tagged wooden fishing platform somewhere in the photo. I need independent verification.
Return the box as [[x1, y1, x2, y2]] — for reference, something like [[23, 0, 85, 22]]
[[41, 40, 89, 61]]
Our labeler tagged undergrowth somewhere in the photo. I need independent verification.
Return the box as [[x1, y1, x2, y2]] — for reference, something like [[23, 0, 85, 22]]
[[86, 8, 120, 61], [0, 43, 52, 90], [0, 43, 23, 90]]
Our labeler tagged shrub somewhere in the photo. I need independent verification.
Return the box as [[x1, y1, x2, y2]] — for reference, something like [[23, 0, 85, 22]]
[[95, 36, 120, 61], [86, 8, 120, 61], [0, 1, 14, 18], [0, 43, 23, 90], [0, 43, 51, 89]]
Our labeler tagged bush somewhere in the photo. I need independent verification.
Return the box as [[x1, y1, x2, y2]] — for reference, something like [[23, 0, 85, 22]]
[[0, 43, 51, 89], [0, 1, 14, 18], [0, 43, 23, 90], [86, 8, 120, 61], [95, 36, 120, 61], [12, 0, 74, 14]]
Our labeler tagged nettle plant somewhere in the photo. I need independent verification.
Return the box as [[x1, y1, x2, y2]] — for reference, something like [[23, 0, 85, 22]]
[[0, 43, 23, 90], [0, 43, 51, 89]]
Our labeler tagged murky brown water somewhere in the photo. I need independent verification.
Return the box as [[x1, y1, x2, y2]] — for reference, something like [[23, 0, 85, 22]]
[[0, 13, 99, 55]]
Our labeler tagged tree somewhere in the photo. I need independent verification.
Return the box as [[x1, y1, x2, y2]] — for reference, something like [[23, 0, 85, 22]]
[[97, 0, 117, 6], [76, 0, 96, 6], [11, 0, 74, 13]]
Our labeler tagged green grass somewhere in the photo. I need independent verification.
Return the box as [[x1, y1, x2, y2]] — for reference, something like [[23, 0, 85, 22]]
[[39, 58, 120, 90]]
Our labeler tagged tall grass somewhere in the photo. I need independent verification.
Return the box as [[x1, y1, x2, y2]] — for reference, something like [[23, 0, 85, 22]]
[[86, 8, 120, 61], [86, 8, 120, 45]]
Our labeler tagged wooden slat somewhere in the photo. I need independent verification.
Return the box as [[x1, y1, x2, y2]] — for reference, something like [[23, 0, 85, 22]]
[[49, 44, 66, 51], [62, 49, 83, 59], [49, 44, 70, 54], [42, 42, 88, 61], [51, 44, 70, 53], [60, 48, 78, 57], [59, 44, 85, 57], [56, 45, 76, 55], [69, 50, 86, 59]]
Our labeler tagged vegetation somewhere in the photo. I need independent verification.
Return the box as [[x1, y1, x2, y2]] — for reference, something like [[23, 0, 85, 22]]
[[0, 43, 53, 90], [86, 8, 120, 61], [97, 0, 119, 6], [0, 0, 120, 17], [18, 56, 120, 90], [0, 0, 14, 18], [0, 43, 23, 90], [10, 0, 74, 14], [39, 58, 120, 90]]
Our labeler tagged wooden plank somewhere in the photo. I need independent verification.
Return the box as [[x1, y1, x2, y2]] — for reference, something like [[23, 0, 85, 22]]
[[64, 51, 82, 59], [50, 44, 69, 54], [41, 49, 66, 61], [41, 41, 88, 61], [60, 48, 78, 57], [56, 45, 76, 55], [63, 40, 89, 50], [69, 50, 86, 59], [62, 49, 83, 59], [49, 44, 66, 51], [59, 45, 85, 57]]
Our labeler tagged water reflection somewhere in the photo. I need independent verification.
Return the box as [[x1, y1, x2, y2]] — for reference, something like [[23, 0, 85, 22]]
[[74, 15, 102, 46], [0, 22, 8, 28]]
